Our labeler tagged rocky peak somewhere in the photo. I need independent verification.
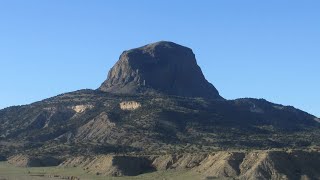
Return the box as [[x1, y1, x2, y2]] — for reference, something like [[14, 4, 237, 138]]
[[99, 41, 222, 99]]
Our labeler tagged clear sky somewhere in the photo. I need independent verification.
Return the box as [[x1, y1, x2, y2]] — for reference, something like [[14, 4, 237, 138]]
[[0, 1, 319, 117]]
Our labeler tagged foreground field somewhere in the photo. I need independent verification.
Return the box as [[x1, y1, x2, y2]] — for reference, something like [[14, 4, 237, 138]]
[[0, 161, 206, 180]]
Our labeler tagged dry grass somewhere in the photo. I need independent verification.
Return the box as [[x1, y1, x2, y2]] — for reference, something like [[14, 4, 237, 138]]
[[0, 161, 204, 180]]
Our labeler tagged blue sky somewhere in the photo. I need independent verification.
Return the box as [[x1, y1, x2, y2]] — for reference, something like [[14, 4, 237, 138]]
[[0, 1, 319, 117]]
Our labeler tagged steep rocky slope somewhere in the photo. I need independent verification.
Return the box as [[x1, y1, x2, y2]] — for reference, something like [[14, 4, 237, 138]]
[[99, 41, 222, 99]]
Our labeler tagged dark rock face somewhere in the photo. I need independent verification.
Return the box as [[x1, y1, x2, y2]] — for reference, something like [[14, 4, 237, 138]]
[[99, 41, 222, 99]]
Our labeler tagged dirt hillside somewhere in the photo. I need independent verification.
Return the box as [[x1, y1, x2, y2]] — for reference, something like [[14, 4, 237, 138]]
[[57, 150, 320, 179]]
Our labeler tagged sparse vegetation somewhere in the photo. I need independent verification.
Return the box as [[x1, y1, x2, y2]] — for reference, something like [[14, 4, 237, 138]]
[[0, 91, 319, 158]]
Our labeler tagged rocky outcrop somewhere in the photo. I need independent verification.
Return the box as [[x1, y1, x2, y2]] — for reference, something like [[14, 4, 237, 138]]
[[239, 151, 320, 180], [119, 101, 141, 110], [71, 105, 94, 113], [151, 154, 207, 170], [61, 155, 153, 176], [99, 41, 222, 99], [75, 112, 118, 142], [8, 154, 61, 167], [194, 152, 245, 178]]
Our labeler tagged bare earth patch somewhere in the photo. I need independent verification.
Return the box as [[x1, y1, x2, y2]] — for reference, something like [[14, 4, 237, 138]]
[[119, 101, 141, 111]]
